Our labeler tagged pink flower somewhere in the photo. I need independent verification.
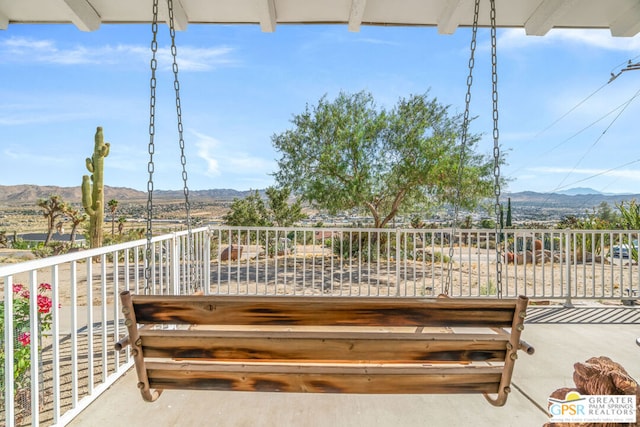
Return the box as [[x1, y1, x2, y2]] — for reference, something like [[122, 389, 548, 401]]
[[20, 290, 30, 299], [12, 284, 24, 294], [37, 295, 52, 314], [18, 332, 31, 346], [39, 283, 52, 291]]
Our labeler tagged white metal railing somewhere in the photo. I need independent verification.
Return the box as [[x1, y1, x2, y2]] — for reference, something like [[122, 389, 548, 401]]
[[0, 227, 208, 427], [1, 225, 639, 426], [208, 227, 640, 303]]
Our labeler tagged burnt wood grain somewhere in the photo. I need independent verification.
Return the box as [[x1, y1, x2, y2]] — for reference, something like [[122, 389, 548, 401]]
[[117, 291, 531, 405]]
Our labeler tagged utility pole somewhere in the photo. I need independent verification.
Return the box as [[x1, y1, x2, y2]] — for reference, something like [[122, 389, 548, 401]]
[[609, 60, 640, 83]]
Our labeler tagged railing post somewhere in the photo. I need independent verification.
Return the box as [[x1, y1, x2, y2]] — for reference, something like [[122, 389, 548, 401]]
[[204, 227, 211, 295], [396, 229, 401, 296], [564, 229, 574, 308], [29, 271, 40, 426], [172, 232, 180, 295], [4, 275, 15, 425]]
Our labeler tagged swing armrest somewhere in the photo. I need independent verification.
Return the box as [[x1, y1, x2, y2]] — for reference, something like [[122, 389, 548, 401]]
[[115, 336, 130, 351], [519, 340, 535, 355]]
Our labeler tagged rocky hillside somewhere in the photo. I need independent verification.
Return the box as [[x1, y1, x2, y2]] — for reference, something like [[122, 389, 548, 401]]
[[0, 185, 145, 205], [0, 185, 261, 205], [504, 191, 640, 207]]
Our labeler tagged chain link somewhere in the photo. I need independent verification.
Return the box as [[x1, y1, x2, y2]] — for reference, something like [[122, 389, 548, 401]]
[[167, 0, 196, 293], [490, 0, 503, 298], [444, 0, 480, 297], [144, 0, 159, 294]]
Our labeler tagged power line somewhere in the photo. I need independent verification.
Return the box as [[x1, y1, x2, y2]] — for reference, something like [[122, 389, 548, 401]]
[[532, 53, 640, 142], [611, 53, 640, 73], [543, 101, 625, 155], [552, 157, 640, 193], [506, 55, 640, 204], [546, 86, 640, 194], [506, 89, 640, 188], [609, 60, 640, 83], [534, 82, 608, 138]]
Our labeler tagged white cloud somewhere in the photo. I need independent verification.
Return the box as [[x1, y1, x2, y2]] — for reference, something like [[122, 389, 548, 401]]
[[192, 131, 274, 179], [0, 110, 94, 126], [299, 29, 400, 53], [2, 146, 69, 165], [0, 36, 236, 71], [355, 37, 401, 47], [0, 92, 133, 126], [194, 134, 222, 176], [530, 166, 640, 181], [164, 46, 236, 71], [499, 28, 640, 52]]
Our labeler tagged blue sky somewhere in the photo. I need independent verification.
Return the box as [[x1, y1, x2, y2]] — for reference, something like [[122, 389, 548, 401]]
[[1, 23, 640, 194]]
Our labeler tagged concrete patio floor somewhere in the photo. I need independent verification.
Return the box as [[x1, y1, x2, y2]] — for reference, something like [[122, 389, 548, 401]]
[[68, 305, 640, 427]]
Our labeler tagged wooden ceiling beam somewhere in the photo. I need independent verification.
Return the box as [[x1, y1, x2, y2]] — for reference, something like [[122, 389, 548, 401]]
[[62, 0, 101, 32], [524, 0, 576, 36], [0, 9, 8, 30], [348, 0, 367, 32], [257, 0, 276, 32], [437, 0, 466, 35], [159, 0, 189, 31], [610, 2, 640, 37]]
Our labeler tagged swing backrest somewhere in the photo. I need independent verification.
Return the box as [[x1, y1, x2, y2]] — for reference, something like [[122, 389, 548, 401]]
[[117, 291, 532, 406]]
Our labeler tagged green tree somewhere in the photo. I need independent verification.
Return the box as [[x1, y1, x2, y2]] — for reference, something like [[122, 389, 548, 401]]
[[37, 195, 66, 245], [223, 190, 270, 227], [107, 199, 119, 237], [596, 201, 617, 226], [223, 187, 306, 227], [616, 200, 640, 262], [480, 218, 496, 229], [616, 200, 640, 229], [265, 187, 306, 227], [272, 91, 496, 228], [556, 209, 613, 257], [118, 216, 127, 236], [63, 205, 87, 246]]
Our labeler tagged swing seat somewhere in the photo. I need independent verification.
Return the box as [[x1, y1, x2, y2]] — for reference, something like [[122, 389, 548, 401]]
[[116, 291, 533, 406]]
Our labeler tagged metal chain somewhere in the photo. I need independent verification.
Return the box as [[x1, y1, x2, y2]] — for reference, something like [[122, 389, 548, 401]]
[[444, 0, 480, 297], [167, 0, 196, 293], [144, 0, 159, 294], [490, 0, 503, 298]]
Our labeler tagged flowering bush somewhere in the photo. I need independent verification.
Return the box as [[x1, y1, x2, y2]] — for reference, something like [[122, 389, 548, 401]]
[[0, 283, 53, 395]]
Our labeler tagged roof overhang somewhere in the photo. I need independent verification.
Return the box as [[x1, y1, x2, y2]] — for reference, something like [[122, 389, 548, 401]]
[[1, 0, 639, 37]]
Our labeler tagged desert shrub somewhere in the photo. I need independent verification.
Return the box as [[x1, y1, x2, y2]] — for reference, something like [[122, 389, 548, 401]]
[[11, 239, 32, 250], [332, 232, 385, 261], [31, 242, 71, 258], [413, 250, 448, 263]]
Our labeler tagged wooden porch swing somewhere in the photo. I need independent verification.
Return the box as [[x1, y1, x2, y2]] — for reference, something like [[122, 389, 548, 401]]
[[116, 0, 534, 406]]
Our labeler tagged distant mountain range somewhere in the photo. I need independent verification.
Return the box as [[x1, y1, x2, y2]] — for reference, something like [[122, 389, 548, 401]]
[[0, 185, 637, 208], [0, 185, 261, 205], [503, 190, 639, 207], [553, 187, 631, 196], [555, 187, 602, 196]]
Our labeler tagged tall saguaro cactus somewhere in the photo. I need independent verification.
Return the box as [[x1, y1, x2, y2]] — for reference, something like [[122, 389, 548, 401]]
[[82, 127, 110, 248]]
